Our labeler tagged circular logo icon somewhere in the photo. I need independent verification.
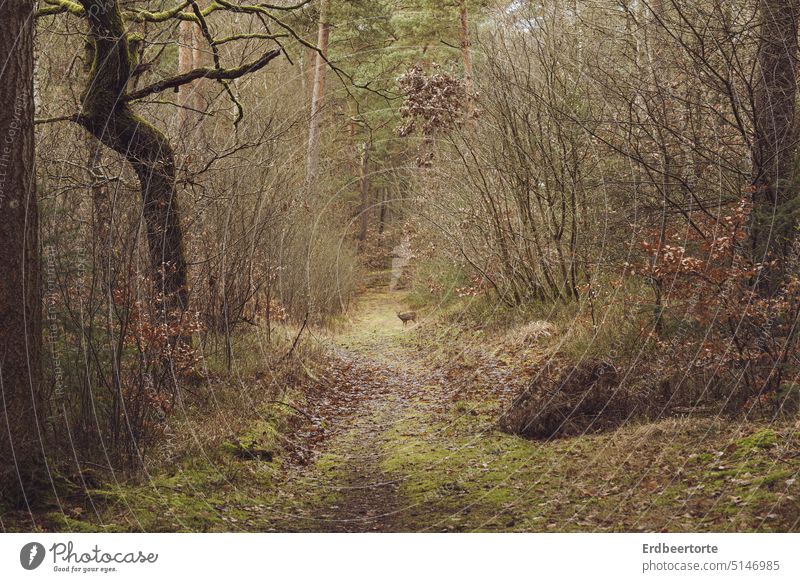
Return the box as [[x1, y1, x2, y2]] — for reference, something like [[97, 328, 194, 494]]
[[20, 542, 46, 570]]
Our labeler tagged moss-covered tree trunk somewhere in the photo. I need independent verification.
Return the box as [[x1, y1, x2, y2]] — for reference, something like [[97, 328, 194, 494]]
[[79, 0, 188, 317], [751, 0, 800, 290], [0, 0, 45, 507]]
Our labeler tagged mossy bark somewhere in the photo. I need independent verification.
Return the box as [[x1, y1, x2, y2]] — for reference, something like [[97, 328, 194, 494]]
[[79, 0, 188, 316]]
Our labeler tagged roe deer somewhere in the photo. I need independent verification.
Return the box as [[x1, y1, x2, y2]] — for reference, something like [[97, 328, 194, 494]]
[[396, 311, 417, 326]]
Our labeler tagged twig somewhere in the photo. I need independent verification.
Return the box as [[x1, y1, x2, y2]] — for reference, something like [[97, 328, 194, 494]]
[[279, 311, 308, 364], [35, 114, 82, 125], [264, 399, 314, 421]]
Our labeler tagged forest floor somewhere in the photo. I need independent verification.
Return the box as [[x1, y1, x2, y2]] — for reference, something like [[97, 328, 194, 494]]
[[10, 276, 800, 532]]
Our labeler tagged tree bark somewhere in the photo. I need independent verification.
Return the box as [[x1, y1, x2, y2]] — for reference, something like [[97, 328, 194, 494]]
[[306, 0, 331, 185], [79, 0, 188, 317], [178, 20, 206, 135], [751, 0, 800, 288], [459, 0, 474, 115], [178, 20, 196, 133], [358, 141, 370, 242], [378, 187, 387, 235], [0, 0, 45, 507]]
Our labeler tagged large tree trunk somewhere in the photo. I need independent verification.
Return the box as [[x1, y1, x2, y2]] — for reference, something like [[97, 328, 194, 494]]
[[79, 0, 188, 317], [306, 0, 331, 185], [0, 0, 45, 507], [751, 0, 800, 289]]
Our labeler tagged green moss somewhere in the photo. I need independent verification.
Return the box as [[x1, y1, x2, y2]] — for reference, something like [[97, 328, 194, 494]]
[[757, 470, 793, 488], [375, 398, 800, 532], [45, 513, 122, 533], [377, 403, 550, 531], [230, 419, 279, 459], [735, 428, 778, 453]]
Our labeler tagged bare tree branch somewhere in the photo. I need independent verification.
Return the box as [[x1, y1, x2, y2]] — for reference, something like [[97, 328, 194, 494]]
[[124, 48, 283, 102]]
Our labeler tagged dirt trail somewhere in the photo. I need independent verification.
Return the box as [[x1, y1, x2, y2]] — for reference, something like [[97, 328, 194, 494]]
[[284, 285, 441, 532]]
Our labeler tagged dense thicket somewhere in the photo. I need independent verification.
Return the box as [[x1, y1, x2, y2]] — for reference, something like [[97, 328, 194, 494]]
[[410, 1, 800, 423], [3, 0, 799, 507]]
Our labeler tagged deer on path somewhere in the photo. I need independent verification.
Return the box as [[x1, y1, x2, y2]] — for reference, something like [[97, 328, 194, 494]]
[[396, 311, 417, 326]]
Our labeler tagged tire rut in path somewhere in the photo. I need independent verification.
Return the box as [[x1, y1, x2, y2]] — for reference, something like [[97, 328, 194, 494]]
[[274, 285, 443, 532], [297, 344, 433, 531], [316, 391, 405, 532]]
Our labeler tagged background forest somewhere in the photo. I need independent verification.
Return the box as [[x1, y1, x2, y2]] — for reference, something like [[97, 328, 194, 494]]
[[1, 0, 799, 532]]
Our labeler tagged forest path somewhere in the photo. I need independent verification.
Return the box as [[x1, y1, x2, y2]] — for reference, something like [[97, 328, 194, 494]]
[[278, 281, 446, 531]]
